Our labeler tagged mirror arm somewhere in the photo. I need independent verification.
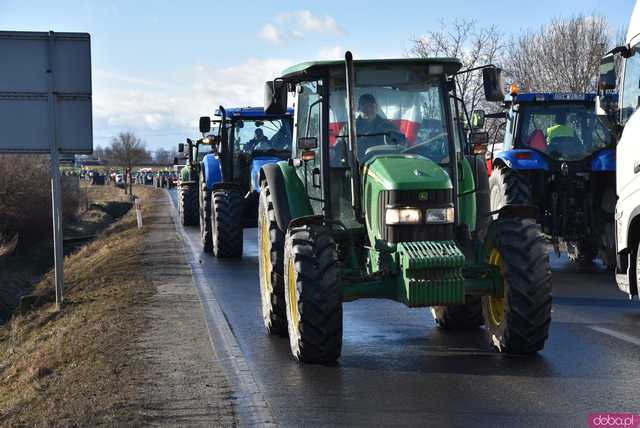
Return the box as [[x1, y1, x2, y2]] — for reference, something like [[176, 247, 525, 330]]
[[455, 64, 498, 76], [608, 45, 632, 59]]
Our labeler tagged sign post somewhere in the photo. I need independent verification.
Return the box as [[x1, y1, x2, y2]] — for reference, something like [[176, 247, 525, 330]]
[[0, 31, 92, 310]]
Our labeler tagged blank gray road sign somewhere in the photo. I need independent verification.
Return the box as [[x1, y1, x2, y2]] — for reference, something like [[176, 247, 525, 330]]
[[0, 31, 92, 154]]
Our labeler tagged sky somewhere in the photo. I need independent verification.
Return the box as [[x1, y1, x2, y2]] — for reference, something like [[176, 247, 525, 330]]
[[0, 0, 635, 152]]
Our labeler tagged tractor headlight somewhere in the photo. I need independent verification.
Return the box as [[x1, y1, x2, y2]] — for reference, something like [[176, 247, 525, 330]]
[[425, 207, 455, 224], [385, 208, 422, 225]]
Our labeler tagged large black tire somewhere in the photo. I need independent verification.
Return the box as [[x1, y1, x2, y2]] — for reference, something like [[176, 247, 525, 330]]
[[489, 166, 531, 220], [257, 183, 287, 336], [179, 185, 199, 227], [211, 190, 243, 258], [482, 219, 552, 354], [284, 224, 342, 364], [200, 182, 212, 253], [432, 296, 484, 329]]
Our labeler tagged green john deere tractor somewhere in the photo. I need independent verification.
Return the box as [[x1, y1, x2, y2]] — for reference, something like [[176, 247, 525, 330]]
[[258, 52, 553, 364]]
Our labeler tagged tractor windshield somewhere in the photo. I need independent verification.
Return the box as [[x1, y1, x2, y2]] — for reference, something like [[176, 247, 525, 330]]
[[329, 66, 450, 165], [517, 104, 613, 161], [232, 118, 292, 155]]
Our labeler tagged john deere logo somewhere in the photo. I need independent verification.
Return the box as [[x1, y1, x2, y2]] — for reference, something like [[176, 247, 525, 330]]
[[418, 192, 429, 201]]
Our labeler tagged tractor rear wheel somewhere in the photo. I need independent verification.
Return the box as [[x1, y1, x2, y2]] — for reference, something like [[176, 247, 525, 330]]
[[200, 182, 212, 253], [284, 224, 342, 364], [482, 219, 552, 354], [211, 190, 243, 258], [179, 185, 199, 227], [432, 296, 484, 329], [257, 183, 287, 336], [489, 166, 530, 219]]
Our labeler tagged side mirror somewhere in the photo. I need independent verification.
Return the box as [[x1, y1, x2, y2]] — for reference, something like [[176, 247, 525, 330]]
[[199, 116, 211, 134], [471, 110, 486, 129], [482, 67, 505, 102], [297, 137, 318, 150], [178, 143, 184, 153], [470, 132, 489, 155], [265, 80, 288, 114], [597, 55, 617, 92]]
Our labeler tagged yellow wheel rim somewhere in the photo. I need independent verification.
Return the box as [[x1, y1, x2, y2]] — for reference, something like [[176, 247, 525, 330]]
[[488, 248, 505, 326], [287, 257, 300, 332], [259, 205, 273, 323]]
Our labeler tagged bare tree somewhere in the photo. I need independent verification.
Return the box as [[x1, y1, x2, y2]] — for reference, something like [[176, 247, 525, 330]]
[[105, 132, 148, 194], [408, 19, 506, 146], [506, 15, 612, 92], [409, 19, 505, 116]]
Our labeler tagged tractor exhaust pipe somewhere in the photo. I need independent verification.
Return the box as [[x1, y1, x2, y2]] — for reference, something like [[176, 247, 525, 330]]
[[344, 51, 362, 220]]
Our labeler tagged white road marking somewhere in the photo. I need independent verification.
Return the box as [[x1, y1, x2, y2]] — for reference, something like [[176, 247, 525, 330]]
[[589, 326, 640, 346]]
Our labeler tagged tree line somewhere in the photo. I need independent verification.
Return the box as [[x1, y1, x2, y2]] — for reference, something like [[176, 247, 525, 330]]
[[93, 132, 178, 167], [408, 14, 619, 127]]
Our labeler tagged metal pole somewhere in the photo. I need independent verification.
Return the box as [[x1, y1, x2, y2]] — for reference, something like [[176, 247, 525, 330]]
[[47, 31, 64, 309]]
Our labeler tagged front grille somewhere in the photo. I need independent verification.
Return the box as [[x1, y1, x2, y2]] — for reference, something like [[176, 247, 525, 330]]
[[379, 189, 455, 244]]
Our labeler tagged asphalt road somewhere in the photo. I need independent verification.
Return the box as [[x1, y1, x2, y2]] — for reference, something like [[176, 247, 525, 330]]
[[169, 189, 640, 427]]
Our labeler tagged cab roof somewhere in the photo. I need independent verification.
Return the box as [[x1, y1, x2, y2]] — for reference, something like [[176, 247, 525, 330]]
[[280, 58, 462, 81], [214, 106, 293, 118], [511, 93, 597, 104]]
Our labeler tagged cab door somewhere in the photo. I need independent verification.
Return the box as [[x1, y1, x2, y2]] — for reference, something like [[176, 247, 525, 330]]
[[294, 81, 323, 214]]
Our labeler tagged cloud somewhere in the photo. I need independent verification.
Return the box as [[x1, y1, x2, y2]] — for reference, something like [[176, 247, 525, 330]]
[[258, 23, 282, 45], [317, 45, 345, 60], [260, 10, 344, 46], [92, 58, 294, 149]]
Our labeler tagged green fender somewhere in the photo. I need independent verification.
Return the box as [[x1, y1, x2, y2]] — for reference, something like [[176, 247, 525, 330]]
[[260, 161, 313, 231]]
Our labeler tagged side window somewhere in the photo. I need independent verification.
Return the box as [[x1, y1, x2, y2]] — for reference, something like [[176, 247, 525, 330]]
[[621, 45, 640, 125]]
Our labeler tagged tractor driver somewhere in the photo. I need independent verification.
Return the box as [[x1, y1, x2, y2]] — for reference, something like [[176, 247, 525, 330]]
[[333, 93, 404, 163], [546, 112, 576, 145], [246, 128, 271, 152]]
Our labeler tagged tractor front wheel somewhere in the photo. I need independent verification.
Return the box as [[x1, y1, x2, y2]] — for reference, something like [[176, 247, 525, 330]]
[[211, 190, 243, 258], [432, 296, 484, 329], [200, 182, 212, 253], [482, 219, 552, 354], [257, 183, 287, 336], [284, 224, 342, 364]]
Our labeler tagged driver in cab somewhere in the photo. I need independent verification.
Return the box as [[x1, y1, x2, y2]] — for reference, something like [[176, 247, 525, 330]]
[[246, 128, 271, 152], [333, 93, 403, 163]]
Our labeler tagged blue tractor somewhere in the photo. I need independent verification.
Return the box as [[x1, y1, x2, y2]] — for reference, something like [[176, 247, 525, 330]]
[[198, 106, 294, 257], [479, 92, 616, 267]]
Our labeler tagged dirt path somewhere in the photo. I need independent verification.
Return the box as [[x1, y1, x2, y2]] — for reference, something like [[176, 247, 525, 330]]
[[136, 190, 237, 426]]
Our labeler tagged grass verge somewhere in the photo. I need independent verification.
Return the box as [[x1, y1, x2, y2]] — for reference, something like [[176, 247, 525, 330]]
[[0, 185, 155, 427]]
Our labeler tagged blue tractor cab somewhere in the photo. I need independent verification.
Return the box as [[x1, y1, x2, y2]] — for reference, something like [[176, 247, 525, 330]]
[[484, 91, 616, 267], [198, 106, 294, 257]]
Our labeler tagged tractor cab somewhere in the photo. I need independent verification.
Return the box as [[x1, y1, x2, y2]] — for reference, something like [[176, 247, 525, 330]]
[[209, 106, 293, 195], [258, 52, 552, 364], [489, 92, 615, 168]]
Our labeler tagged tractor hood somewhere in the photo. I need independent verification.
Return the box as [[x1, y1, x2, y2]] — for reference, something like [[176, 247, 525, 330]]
[[363, 155, 452, 191]]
